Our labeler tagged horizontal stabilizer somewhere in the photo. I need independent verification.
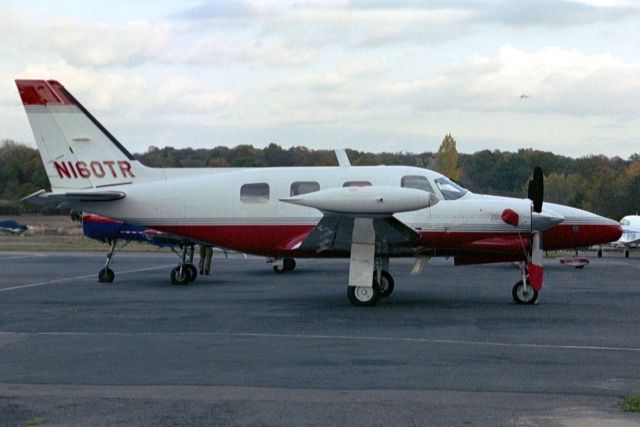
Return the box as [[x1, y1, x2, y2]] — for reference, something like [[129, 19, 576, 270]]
[[22, 189, 125, 207]]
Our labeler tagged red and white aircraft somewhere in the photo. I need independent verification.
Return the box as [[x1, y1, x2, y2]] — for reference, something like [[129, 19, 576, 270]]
[[16, 79, 622, 306]]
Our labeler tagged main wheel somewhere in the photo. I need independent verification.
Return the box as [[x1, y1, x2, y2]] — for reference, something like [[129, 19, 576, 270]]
[[625, 249, 630, 258], [283, 258, 296, 272], [597, 248, 603, 258], [184, 264, 198, 282], [273, 258, 296, 273], [98, 267, 114, 283], [512, 280, 538, 304], [347, 282, 381, 307], [376, 270, 395, 298], [170, 266, 190, 285]]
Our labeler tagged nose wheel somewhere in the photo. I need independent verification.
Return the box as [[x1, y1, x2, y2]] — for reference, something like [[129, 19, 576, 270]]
[[512, 280, 538, 304]]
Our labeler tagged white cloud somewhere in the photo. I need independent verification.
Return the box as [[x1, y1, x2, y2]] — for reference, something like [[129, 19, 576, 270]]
[[374, 45, 640, 118]]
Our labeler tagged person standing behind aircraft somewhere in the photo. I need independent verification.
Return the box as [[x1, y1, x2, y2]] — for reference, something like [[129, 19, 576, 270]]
[[199, 245, 213, 275]]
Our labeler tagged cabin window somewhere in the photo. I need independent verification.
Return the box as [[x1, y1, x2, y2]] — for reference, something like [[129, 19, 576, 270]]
[[241, 183, 270, 203], [290, 181, 320, 196], [343, 180, 372, 187], [401, 175, 434, 193], [434, 177, 468, 200]]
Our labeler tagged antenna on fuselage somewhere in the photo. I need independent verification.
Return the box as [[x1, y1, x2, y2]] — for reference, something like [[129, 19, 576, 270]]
[[335, 149, 351, 167]]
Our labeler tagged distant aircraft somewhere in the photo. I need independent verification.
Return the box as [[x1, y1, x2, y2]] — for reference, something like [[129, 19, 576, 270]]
[[598, 215, 640, 258], [520, 94, 530, 99], [0, 219, 29, 235], [16, 79, 622, 306]]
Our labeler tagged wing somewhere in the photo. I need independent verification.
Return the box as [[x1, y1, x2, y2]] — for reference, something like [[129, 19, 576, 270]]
[[281, 186, 437, 255], [298, 214, 421, 254]]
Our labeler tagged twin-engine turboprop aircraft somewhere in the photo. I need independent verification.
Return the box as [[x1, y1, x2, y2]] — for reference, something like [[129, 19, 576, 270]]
[[16, 79, 622, 306]]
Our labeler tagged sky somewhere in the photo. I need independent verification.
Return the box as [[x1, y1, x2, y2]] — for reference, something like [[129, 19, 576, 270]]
[[1, 0, 640, 158]]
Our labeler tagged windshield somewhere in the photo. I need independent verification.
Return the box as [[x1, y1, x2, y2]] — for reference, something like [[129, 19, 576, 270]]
[[434, 177, 468, 200]]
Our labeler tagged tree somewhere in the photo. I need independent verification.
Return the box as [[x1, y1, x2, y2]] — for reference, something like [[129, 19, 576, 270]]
[[436, 134, 459, 181]]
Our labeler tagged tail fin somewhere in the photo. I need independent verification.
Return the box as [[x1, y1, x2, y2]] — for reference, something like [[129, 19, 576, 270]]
[[15, 79, 154, 190]]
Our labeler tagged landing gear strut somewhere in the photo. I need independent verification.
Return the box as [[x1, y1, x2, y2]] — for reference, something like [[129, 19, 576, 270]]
[[98, 239, 121, 283]]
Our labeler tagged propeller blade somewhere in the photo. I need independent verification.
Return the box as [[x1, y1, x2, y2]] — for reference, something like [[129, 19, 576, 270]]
[[528, 166, 544, 213]]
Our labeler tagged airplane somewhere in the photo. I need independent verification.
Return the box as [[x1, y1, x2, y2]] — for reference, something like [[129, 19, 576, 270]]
[[15, 79, 622, 306], [0, 219, 30, 235], [597, 214, 640, 258]]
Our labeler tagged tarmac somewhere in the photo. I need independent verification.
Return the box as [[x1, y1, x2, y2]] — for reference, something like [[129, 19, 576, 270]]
[[1, 250, 639, 426]]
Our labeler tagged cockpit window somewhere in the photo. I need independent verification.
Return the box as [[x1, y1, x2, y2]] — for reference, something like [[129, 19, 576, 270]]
[[434, 177, 468, 200], [621, 219, 630, 226], [401, 175, 434, 193]]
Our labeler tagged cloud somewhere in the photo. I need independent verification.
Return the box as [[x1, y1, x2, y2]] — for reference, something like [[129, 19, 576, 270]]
[[374, 45, 640, 118], [172, 0, 255, 20]]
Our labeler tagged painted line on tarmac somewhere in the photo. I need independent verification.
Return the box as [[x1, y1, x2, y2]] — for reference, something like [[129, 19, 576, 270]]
[[0, 264, 175, 292], [0, 253, 46, 261], [1, 330, 638, 353]]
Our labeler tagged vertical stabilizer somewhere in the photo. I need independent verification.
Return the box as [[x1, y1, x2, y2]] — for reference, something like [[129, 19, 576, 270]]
[[15, 79, 154, 190]]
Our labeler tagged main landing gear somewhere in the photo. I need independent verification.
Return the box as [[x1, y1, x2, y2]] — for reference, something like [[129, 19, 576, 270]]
[[347, 269, 395, 307], [170, 244, 197, 285], [273, 257, 296, 273]]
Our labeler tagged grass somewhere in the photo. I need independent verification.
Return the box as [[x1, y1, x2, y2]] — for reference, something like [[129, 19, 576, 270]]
[[0, 234, 162, 253], [24, 419, 47, 426], [622, 395, 640, 412]]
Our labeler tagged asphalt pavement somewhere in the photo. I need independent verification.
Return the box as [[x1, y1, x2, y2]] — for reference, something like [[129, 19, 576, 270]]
[[1, 250, 639, 426]]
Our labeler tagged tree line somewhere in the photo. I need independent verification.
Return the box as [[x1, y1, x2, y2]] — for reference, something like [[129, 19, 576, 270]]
[[1, 137, 639, 219]]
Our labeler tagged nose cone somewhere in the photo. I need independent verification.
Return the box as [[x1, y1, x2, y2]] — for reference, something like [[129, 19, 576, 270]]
[[599, 217, 624, 243], [542, 202, 623, 248]]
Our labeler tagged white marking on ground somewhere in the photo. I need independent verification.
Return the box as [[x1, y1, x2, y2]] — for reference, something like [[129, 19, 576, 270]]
[[0, 330, 638, 353], [0, 253, 46, 261], [0, 264, 175, 292]]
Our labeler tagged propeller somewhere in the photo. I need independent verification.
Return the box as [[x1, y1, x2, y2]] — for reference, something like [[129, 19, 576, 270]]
[[528, 166, 544, 213]]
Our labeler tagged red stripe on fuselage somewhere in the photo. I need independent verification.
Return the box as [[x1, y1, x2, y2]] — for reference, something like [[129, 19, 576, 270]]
[[151, 221, 621, 258]]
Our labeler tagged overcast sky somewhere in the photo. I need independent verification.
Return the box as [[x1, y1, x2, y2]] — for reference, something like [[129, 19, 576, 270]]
[[1, 0, 639, 158]]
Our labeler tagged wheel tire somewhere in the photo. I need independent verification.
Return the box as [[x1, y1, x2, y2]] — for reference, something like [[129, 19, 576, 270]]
[[512, 280, 538, 305], [170, 266, 190, 285], [98, 267, 114, 283], [185, 264, 198, 282], [377, 270, 395, 298], [625, 249, 630, 258], [283, 258, 296, 272], [597, 248, 602, 258], [347, 281, 381, 307]]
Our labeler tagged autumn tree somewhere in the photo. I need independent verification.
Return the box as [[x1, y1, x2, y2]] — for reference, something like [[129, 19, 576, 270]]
[[436, 134, 460, 181]]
